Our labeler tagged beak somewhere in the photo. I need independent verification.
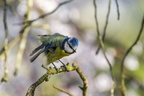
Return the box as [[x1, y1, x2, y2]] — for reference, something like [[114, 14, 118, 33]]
[[72, 47, 77, 53], [73, 50, 76, 53]]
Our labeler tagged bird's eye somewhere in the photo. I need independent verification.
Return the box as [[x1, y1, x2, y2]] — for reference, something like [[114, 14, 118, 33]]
[[64, 41, 75, 54], [63, 37, 78, 54]]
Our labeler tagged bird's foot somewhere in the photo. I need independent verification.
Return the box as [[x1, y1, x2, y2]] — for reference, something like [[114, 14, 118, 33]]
[[52, 63, 59, 73], [61, 64, 68, 72]]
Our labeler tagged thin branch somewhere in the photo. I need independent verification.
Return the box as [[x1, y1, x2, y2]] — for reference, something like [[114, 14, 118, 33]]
[[93, 0, 100, 36], [96, 0, 111, 54], [120, 14, 144, 96], [93, 0, 113, 80], [76, 66, 88, 96], [115, 0, 120, 20], [1, 0, 9, 82], [0, 1, 33, 76], [25, 63, 78, 96], [21, 0, 73, 25], [14, 0, 33, 75], [102, 0, 111, 42], [53, 85, 74, 96], [14, 28, 30, 75], [93, 0, 115, 96]]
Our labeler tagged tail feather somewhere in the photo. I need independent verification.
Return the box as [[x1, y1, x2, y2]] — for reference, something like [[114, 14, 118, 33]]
[[30, 49, 45, 62], [30, 44, 44, 56]]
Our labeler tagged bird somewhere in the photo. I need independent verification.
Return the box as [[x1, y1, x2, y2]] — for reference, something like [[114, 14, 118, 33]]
[[30, 33, 78, 65]]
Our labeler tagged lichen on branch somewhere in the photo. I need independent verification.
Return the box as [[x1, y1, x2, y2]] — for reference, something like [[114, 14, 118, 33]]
[[26, 63, 88, 96]]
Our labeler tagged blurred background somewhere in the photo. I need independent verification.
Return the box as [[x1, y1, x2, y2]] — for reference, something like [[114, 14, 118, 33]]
[[0, 0, 144, 96]]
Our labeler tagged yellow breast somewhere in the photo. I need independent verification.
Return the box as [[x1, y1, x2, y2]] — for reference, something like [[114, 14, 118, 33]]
[[47, 46, 70, 64]]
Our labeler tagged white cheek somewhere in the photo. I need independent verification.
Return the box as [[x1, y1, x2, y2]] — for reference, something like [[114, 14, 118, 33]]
[[64, 42, 73, 53]]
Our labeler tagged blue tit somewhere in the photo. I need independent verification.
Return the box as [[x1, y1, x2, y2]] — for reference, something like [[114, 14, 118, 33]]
[[30, 33, 78, 64]]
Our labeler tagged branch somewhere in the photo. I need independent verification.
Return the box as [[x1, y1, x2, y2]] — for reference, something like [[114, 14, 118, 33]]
[[115, 0, 120, 20], [96, 0, 111, 54], [14, 0, 33, 75], [53, 85, 74, 96], [21, 0, 73, 25], [120, 14, 144, 96], [26, 72, 51, 96], [14, 27, 30, 75], [93, 0, 100, 36], [25, 63, 78, 96], [93, 0, 115, 96], [1, 0, 9, 82], [0, 0, 33, 77], [93, 0, 114, 81], [76, 66, 88, 96]]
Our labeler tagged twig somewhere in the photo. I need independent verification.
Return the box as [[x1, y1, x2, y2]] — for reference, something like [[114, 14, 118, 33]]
[[93, 0, 115, 96], [93, 0, 100, 36], [93, 0, 114, 80], [120, 14, 144, 96], [53, 85, 74, 96], [76, 66, 88, 96], [115, 0, 120, 20], [26, 72, 51, 96], [102, 0, 111, 43], [22, 0, 73, 25], [1, 0, 9, 82], [25, 63, 78, 96], [14, 28, 30, 75], [96, 0, 111, 54]]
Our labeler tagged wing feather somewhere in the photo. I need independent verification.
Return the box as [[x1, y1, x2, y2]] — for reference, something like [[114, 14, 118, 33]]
[[30, 43, 45, 56], [30, 33, 67, 62], [30, 48, 45, 62]]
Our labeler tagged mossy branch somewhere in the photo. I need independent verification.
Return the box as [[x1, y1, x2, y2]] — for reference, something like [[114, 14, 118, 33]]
[[76, 66, 88, 96], [25, 63, 88, 96], [25, 63, 77, 96]]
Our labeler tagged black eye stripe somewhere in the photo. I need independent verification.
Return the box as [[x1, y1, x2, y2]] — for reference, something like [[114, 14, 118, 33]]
[[67, 41, 76, 53], [67, 41, 73, 49]]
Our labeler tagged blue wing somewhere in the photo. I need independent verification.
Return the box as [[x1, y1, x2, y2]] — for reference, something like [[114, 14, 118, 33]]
[[30, 43, 53, 62], [30, 34, 66, 62]]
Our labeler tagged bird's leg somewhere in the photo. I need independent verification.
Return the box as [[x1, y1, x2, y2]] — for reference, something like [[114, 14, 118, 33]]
[[52, 63, 58, 72], [58, 60, 68, 72]]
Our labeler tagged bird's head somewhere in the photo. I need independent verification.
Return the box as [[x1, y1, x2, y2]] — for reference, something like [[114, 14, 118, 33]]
[[62, 37, 78, 54]]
